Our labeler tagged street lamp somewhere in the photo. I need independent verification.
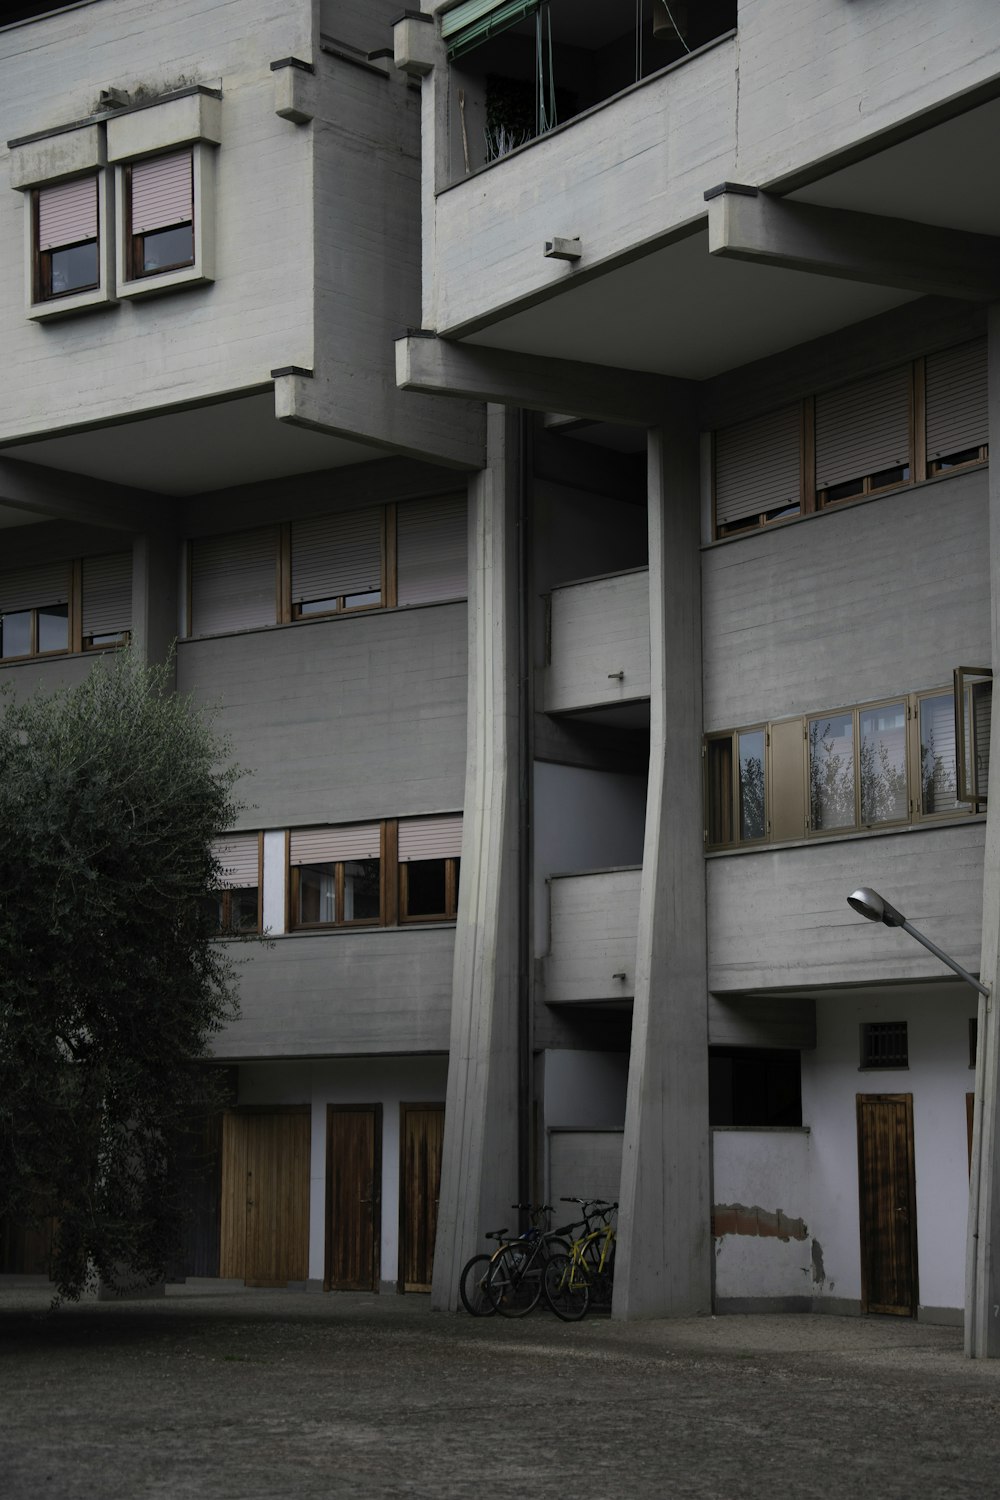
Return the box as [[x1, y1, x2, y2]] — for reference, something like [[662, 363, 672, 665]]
[[847, 886, 989, 997]]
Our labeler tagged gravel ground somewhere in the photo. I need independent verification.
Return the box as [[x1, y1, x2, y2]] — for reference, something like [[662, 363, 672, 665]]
[[3, 1282, 1000, 1499]]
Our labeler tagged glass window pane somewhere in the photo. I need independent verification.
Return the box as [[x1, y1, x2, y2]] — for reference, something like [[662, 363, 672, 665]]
[[1, 610, 31, 659], [920, 693, 966, 815], [343, 858, 380, 921], [859, 701, 907, 825], [706, 738, 734, 845], [49, 241, 99, 295], [230, 888, 259, 931], [200, 892, 225, 933], [405, 859, 447, 917], [738, 730, 766, 840], [344, 590, 381, 610], [37, 602, 68, 654], [298, 598, 338, 616], [299, 864, 337, 924], [140, 223, 194, 273], [808, 712, 855, 830]]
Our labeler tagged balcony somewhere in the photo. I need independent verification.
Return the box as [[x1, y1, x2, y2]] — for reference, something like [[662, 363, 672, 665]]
[[543, 567, 650, 718]]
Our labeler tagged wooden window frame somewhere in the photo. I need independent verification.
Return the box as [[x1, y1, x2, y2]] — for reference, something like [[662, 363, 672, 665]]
[[398, 855, 461, 923], [207, 831, 263, 935], [32, 179, 100, 303], [287, 816, 462, 931], [124, 152, 196, 282], [703, 726, 768, 849], [1, 555, 136, 665], [289, 508, 389, 622]]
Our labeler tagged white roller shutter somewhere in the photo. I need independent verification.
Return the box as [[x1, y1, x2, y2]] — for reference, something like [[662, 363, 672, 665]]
[[82, 552, 132, 637], [0, 560, 71, 614], [289, 824, 381, 865], [37, 177, 98, 249], [190, 528, 277, 636], [926, 339, 988, 461], [131, 151, 193, 233], [397, 496, 468, 605], [397, 815, 463, 861], [815, 366, 910, 490], [291, 510, 382, 604], [714, 405, 801, 529], [214, 833, 260, 889]]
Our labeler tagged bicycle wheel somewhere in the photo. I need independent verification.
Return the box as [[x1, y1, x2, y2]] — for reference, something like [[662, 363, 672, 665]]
[[486, 1245, 542, 1317], [543, 1253, 590, 1321], [459, 1253, 497, 1316]]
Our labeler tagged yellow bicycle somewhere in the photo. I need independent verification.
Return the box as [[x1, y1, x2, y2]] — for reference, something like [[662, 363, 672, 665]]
[[543, 1198, 617, 1321]]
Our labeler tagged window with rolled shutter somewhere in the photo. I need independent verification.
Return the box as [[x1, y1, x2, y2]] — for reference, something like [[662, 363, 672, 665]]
[[398, 815, 462, 921], [397, 816, 463, 861], [128, 150, 195, 278], [815, 366, 911, 498], [190, 528, 278, 636], [0, 560, 71, 616], [714, 406, 801, 535], [926, 339, 988, 470], [397, 496, 468, 606], [289, 824, 382, 928], [37, 177, 98, 251], [0, 560, 72, 660], [82, 553, 132, 643], [289, 825, 382, 864], [213, 833, 261, 890], [291, 509, 383, 613]]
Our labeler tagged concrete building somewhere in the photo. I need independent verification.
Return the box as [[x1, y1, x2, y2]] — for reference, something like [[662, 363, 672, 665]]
[[3, 0, 999, 1344]]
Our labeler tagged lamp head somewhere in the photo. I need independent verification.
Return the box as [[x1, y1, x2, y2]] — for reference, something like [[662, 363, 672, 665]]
[[847, 887, 906, 928]]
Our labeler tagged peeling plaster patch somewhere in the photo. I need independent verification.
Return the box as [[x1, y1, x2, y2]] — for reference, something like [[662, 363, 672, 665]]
[[712, 1203, 808, 1242], [811, 1238, 826, 1286]]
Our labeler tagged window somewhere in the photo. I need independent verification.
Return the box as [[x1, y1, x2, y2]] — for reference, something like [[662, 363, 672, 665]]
[[0, 561, 70, 661], [33, 177, 99, 300], [709, 1048, 802, 1127], [126, 151, 195, 279], [187, 497, 467, 638], [706, 679, 989, 849], [860, 1021, 908, 1070], [287, 816, 463, 931], [712, 340, 988, 540], [205, 833, 261, 934], [81, 553, 132, 649], [398, 816, 463, 921]]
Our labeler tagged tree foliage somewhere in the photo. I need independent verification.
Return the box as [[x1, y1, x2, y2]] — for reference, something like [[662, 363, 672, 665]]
[[0, 654, 243, 1299]]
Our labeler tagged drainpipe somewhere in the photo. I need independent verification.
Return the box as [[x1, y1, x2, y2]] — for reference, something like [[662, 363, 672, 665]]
[[517, 408, 533, 1212]]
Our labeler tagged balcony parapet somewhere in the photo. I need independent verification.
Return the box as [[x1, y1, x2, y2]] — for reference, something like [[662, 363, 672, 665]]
[[543, 567, 649, 715]]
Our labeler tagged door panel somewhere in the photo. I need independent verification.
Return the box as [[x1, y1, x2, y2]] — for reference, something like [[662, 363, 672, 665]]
[[857, 1093, 918, 1317], [219, 1111, 310, 1286], [400, 1104, 445, 1293], [327, 1106, 381, 1291]]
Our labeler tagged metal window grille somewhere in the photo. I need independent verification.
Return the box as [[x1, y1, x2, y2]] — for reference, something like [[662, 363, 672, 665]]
[[860, 1021, 908, 1070]]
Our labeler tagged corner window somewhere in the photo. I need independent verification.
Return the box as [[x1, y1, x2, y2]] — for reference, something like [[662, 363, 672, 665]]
[[126, 151, 195, 279], [34, 177, 100, 300]]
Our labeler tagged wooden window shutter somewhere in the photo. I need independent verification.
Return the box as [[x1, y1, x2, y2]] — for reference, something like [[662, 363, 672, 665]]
[[396, 496, 467, 606], [815, 366, 910, 489], [213, 833, 260, 889], [291, 510, 382, 604], [82, 552, 132, 637], [397, 815, 463, 861], [289, 825, 381, 865], [37, 178, 97, 249], [926, 339, 988, 462], [190, 528, 278, 636], [767, 718, 806, 842], [131, 151, 193, 233], [714, 406, 800, 529], [0, 560, 71, 614]]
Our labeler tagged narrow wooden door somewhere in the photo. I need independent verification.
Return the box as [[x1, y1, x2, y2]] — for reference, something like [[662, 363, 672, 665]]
[[326, 1106, 381, 1291], [219, 1111, 310, 1286], [857, 1093, 918, 1316], [399, 1103, 445, 1293]]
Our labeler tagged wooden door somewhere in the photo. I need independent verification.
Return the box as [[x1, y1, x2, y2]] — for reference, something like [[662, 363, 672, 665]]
[[857, 1094, 918, 1317], [219, 1110, 310, 1286], [326, 1106, 381, 1291], [399, 1103, 445, 1293]]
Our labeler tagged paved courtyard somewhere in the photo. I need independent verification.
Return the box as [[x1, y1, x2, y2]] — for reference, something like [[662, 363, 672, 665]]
[[2, 1282, 1000, 1498]]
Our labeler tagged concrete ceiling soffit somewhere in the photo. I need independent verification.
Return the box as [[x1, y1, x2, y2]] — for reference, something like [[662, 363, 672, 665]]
[[707, 186, 1000, 302], [395, 334, 693, 426], [0, 456, 173, 535]]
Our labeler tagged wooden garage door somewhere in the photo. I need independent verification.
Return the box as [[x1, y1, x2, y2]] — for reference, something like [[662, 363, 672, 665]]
[[399, 1104, 445, 1293], [219, 1110, 310, 1287]]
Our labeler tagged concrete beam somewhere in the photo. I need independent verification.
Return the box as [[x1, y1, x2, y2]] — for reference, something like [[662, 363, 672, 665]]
[[707, 186, 1000, 302], [0, 456, 174, 535], [396, 335, 692, 428]]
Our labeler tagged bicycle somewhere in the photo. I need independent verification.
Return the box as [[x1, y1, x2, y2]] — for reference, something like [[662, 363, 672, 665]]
[[544, 1198, 618, 1321], [457, 1204, 573, 1317]]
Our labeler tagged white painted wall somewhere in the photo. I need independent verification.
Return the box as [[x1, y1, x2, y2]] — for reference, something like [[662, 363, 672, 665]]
[[533, 761, 646, 957], [712, 1128, 813, 1303], [802, 987, 976, 1315], [234, 1055, 449, 1287]]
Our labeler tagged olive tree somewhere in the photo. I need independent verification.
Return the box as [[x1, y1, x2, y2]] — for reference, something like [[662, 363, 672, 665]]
[[0, 654, 243, 1298]]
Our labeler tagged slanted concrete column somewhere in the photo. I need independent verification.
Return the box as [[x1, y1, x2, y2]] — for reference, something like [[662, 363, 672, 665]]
[[966, 302, 1000, 1356], [131, 534, 179, 680], [613, 408, 712, 1320], [431, 404, 521, 1310]]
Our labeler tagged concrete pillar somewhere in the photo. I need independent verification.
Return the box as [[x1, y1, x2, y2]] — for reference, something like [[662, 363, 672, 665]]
[[613, 407, 712, 1320], [965, 302, 1000, 1356], [131, 534, 179, 680], [431, 405, 522, 1310]]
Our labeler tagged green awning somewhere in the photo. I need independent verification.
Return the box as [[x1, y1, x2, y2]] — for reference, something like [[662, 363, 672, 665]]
[[442, 0, 540, 60]]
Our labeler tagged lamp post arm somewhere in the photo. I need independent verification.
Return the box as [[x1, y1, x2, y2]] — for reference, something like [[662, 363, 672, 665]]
[[900, 919, 991, 998]]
